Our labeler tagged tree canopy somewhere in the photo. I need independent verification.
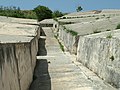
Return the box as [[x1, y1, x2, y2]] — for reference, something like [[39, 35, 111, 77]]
[[76, 6, 83, 12], [0, 5, 65, 20], [0, 6, 37, 19], [34, 5, 53, 21], [52, 10, 63, 18]]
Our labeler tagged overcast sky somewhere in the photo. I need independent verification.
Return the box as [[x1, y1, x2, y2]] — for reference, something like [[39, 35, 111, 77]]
[[0, 0, 120, 12]]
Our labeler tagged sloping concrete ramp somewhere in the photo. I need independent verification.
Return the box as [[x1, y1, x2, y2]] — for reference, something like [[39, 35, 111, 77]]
[[29, 27, 116, 90]]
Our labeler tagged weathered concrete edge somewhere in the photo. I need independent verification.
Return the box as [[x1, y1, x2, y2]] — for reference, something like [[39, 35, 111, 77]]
[[0, 26, 40, 90], [77, 36, 120, 89]]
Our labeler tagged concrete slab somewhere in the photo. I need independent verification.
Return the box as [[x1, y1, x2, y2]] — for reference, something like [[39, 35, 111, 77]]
[[0, 16, 38, 43], [0, 35, 34, 43], [40, 19, 55, 24], [64, 9, 120, 18], [64, 16, 120, 36], [84, 29, 120, 38]]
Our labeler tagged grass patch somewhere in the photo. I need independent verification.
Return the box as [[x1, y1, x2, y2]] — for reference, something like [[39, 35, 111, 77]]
[[65, 28, 78, 36], [68, 30, 78, 36], [102, 14, 105, 17], [59, 21, 74, 25], [59, 41, 64, 52], [106, 16, 110, 19], [53, 18, 58, 22], [106, 33, 112, 38], [62, 17, 66, 19], [106, 29, 111, 31], [116, 24, 120, 29], [110, 56, 114, 61], [95, 17, 99, 20], [54, 35, 64, 52], [62, 26, 78, 36], [62, 26, 66, 30], [93, 30, 101, 33]]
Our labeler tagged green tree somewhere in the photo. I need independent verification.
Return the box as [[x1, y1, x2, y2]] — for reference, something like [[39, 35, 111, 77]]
[[76, 6, 83, 12], [34, 5, 52, 21], [52, 10, 63, 18]]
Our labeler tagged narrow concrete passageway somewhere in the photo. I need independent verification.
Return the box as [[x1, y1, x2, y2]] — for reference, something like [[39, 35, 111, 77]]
[[29, 27, 116, 90]]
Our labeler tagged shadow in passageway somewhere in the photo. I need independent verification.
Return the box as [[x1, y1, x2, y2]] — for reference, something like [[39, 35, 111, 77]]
[[37, 28, 47, 56], [29, 28, 51, 90], [40, 28, 46, 36], [29, 59, 51, 90], [37, 37, 47, 56]]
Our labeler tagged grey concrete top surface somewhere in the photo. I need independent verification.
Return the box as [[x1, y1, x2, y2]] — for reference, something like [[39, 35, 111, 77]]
[[39, 19, 55, 24], [102, 9, 120, 13], [64, 9, 120, 17], [0, 23, 37, 36], [64, 10, 99, 17], [0, 35, 34, 43], [0, 16, 38, 43], [59, 17, 97, 23], [0, 16, 37, 24], [84, 29, 120, 38], [64, 16, 120, 36], [59, 10, 120, 24]]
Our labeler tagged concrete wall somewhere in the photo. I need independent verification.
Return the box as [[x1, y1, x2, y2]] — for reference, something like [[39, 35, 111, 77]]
[[77, 35, 120, 88], [58, 26, 78, 54], [0, 28, 40, 90], [57, 16, 120, 54], [54, 11, 120, 88], [64, 16, 120, 35]]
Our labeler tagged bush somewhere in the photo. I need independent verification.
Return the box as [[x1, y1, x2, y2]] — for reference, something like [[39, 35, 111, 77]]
[[93, 30, 101, 33], [34, 5, 52, 21], [106, 16, 110, 19], [106, 29, 111, 31], [76, 6, 83, 12], [52, 10, 63, 18], [54, 35, 64, 52], [110, 56, 114, 61], [106, 34, 112, 38], [66, 28, 78, 36], [0, 6, 38, 19], [69, 30, 78, 36], [96, 17, 99, 20], [116, 24, 120, 29], [62, 17, 66, 19], [53, 18, 58, 21]]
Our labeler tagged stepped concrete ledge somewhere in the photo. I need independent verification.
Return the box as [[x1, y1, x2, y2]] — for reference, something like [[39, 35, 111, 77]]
[[0, 16, 39, 90], [63, 9, 120, 18], [57, 16, 120, 54], [29, 27, 116, 90], [0, 16, 38, 43]]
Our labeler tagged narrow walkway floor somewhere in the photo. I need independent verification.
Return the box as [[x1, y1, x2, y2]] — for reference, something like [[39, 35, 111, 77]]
[[29, 27, 116, 90]]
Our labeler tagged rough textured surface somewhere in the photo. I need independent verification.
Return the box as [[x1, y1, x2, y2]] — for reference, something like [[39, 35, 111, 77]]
[[58, 26, 77, 54], [0, 36, 39, 90], [29, 27, 116, 90], [59, 17, 97, 24], [40, 19, 55, 27], [64, 16, 120, 35], [54, 10, 120, 89], [63, 9, 120, 18], [0, 16, 40, 90], [77, 31, 120, 88], [57, 16, 120, 54]]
